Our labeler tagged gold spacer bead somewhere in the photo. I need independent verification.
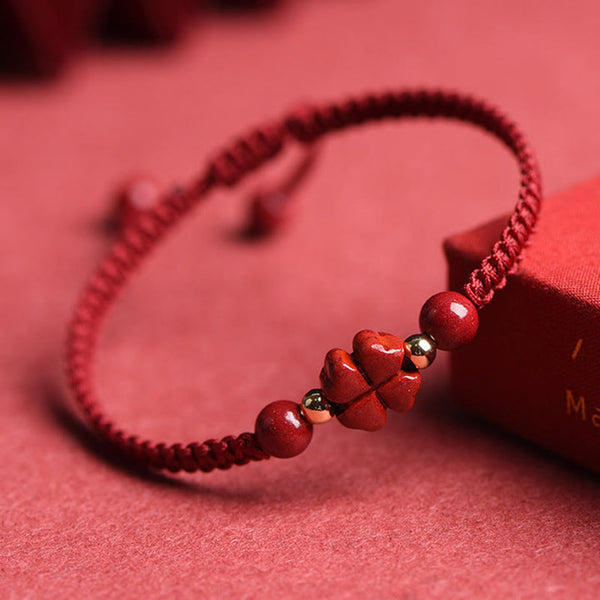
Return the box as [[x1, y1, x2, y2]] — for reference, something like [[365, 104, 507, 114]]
[[300, 389, 334, 425], [405, 333, 437, 369]]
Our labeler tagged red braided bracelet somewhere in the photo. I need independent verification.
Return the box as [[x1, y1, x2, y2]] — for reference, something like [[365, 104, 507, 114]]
[[65, 88, 542, 473]]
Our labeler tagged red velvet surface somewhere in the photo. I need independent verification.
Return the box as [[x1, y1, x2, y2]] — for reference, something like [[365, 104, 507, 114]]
[[2, 1, 600, 597]]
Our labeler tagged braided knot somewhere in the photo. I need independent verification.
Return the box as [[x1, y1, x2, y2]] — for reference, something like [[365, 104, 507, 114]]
[[208, 124, 285, 186]]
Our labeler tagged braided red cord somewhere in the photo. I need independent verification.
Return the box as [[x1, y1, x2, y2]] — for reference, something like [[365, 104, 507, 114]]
[[65, 89, 542, 473]]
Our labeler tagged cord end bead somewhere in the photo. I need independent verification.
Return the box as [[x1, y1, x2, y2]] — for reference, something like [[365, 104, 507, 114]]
[[113, 175, 161, 231], [247, 189, 290, 236]]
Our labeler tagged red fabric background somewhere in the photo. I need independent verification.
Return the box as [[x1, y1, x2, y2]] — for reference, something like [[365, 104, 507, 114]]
[[2, 1, 600, 597]]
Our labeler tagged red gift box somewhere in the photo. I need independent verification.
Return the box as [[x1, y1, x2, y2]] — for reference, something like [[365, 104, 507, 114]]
[[445, 177, 600, 473]]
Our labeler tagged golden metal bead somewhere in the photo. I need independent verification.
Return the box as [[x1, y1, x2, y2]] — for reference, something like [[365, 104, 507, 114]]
[[300, 389, 334, 425], [405, 333, 437, 369]]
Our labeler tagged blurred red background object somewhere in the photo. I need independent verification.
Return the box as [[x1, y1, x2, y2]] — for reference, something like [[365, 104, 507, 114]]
[[101, 0, 192, 44], [0, 0, 96, 76], [0, 0, 282, 77], [213, 0, 279, 9]]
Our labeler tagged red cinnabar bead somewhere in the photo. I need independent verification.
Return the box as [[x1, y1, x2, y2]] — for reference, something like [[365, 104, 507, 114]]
[[255, 401, 313, 458], [419, 291, 479, 351]]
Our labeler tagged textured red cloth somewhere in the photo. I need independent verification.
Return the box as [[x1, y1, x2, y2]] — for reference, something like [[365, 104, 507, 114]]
[[446, 178, 600, 474], [2, 1, 600, 598]]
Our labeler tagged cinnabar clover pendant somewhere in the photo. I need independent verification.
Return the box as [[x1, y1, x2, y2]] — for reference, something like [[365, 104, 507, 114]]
[[320, 330, 421, 431]]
